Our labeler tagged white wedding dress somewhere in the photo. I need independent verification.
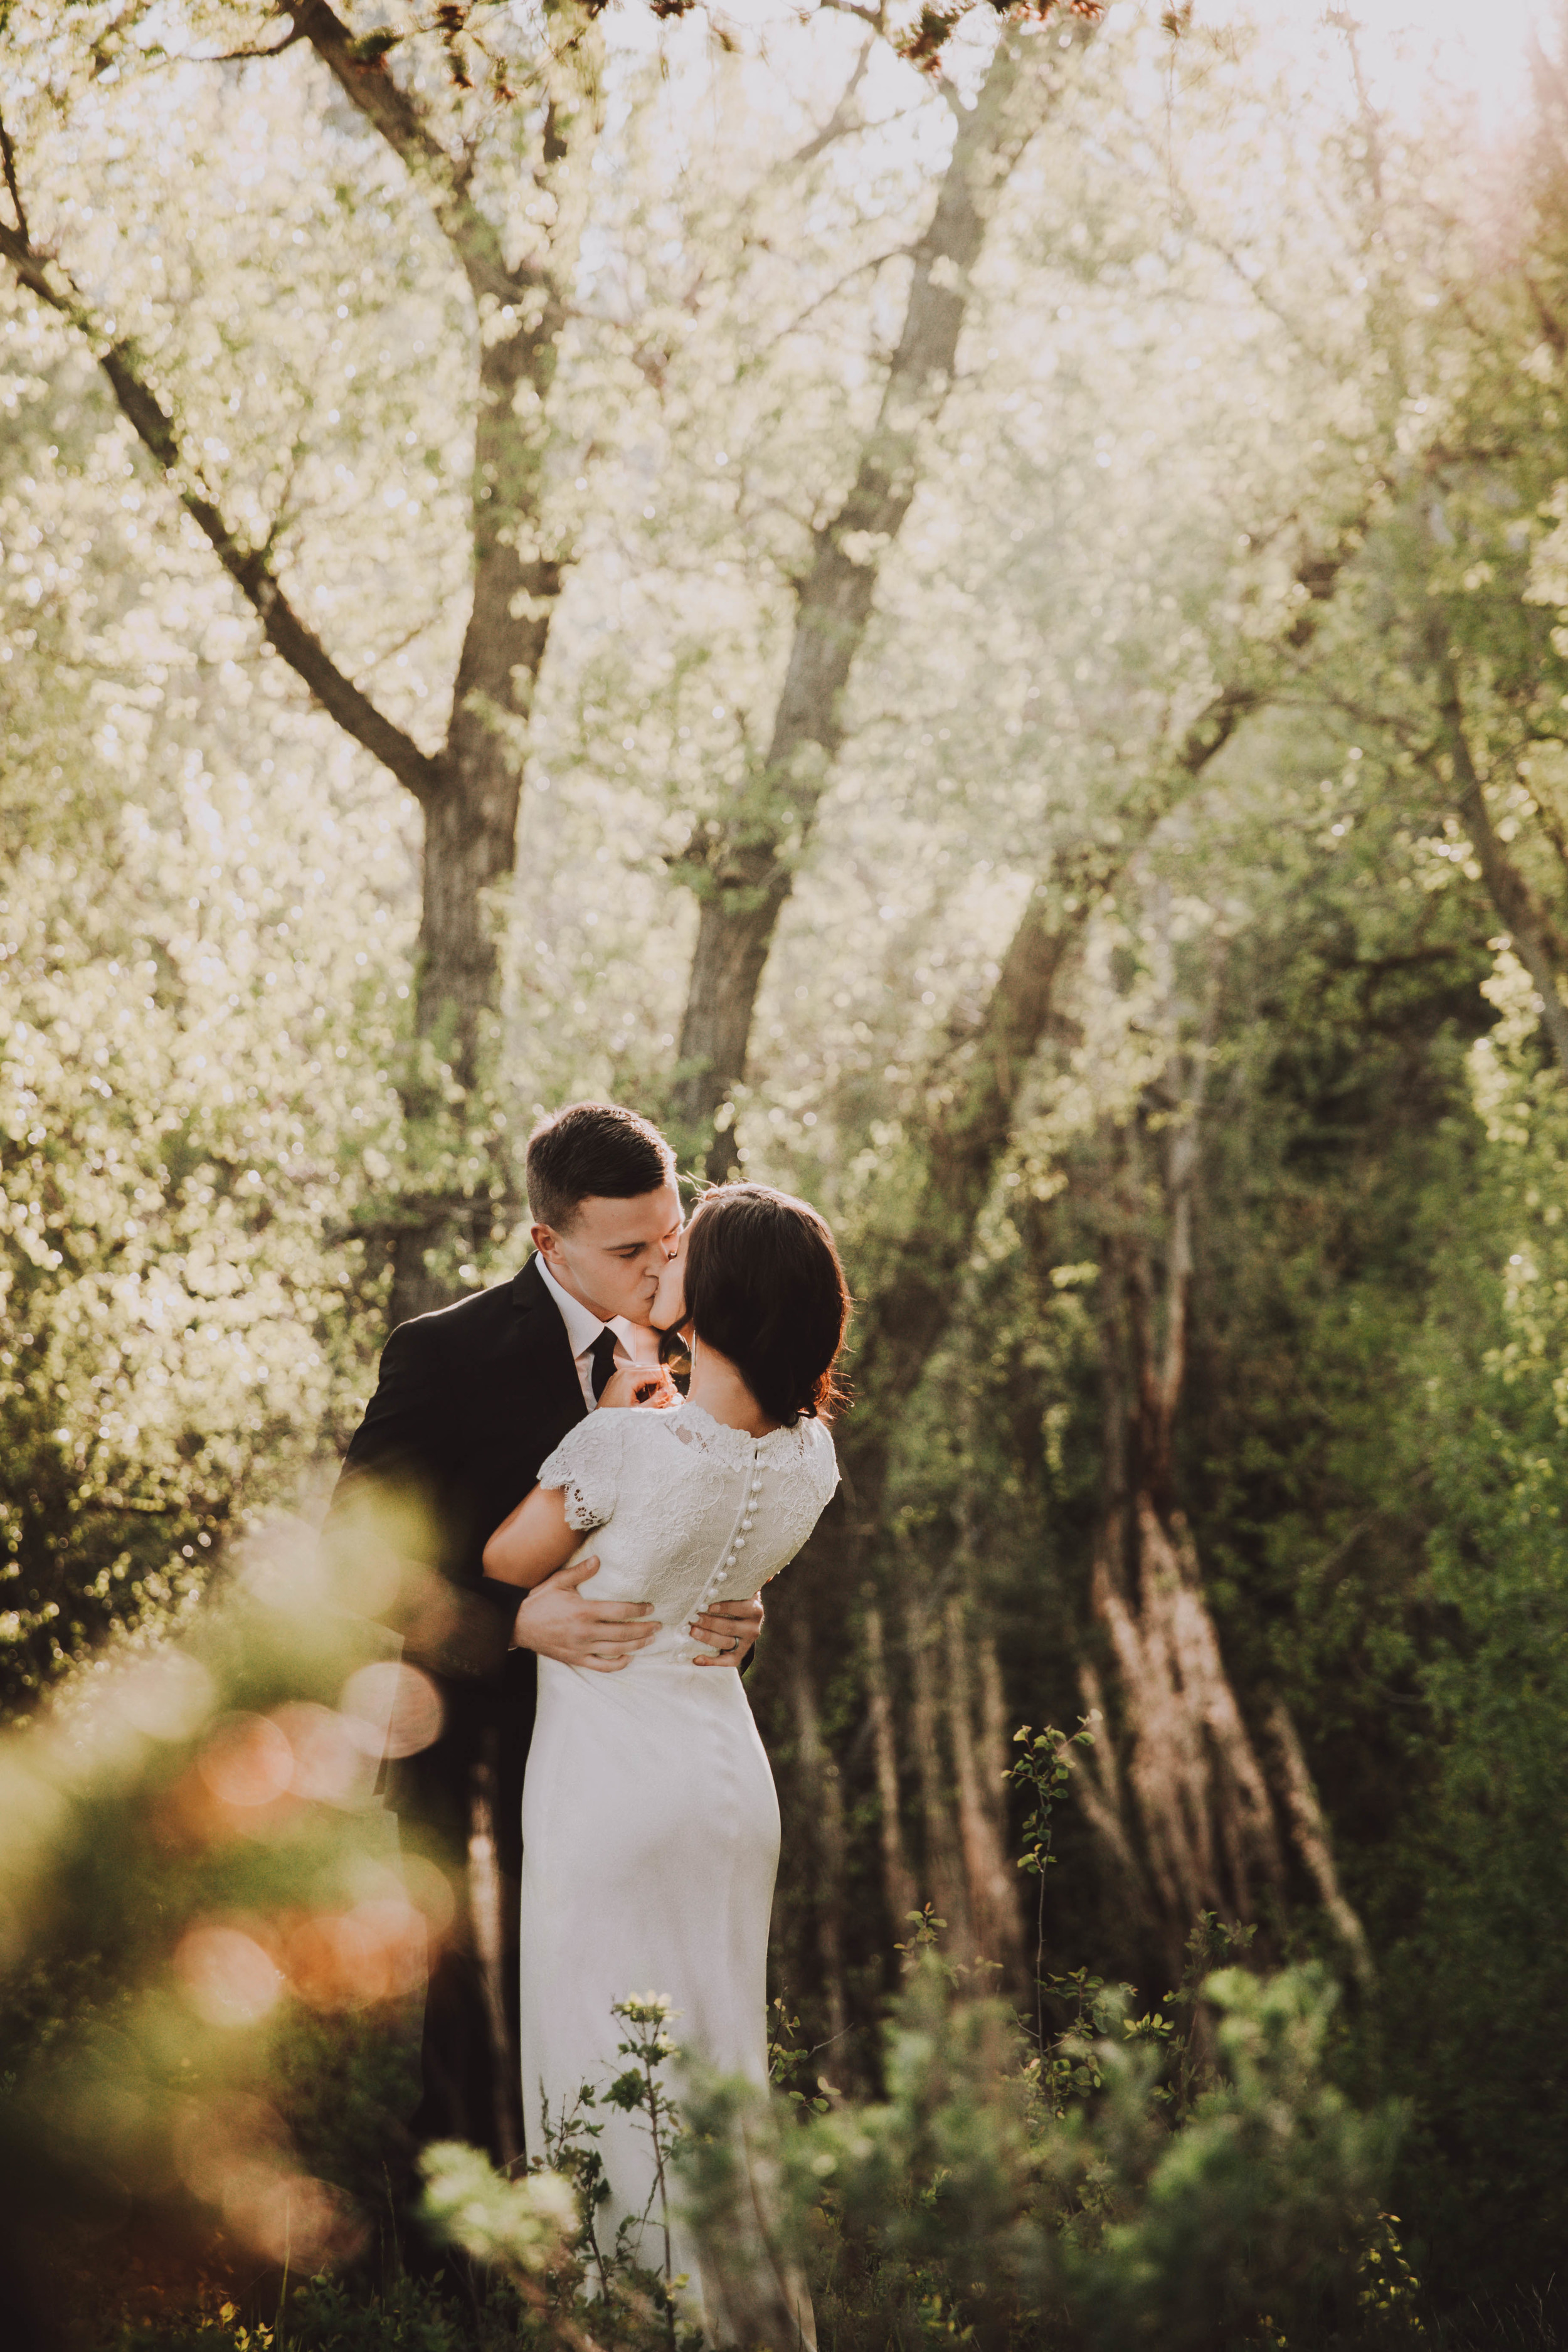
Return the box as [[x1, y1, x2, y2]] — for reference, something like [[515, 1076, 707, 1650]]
[[518, 1397, 839, 2348]]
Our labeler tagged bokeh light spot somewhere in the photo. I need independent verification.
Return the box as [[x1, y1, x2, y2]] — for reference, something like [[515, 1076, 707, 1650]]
[[116, 1650, 215, 1741], [270, 1700, 376, 1806], [280, 1897, 426, 2008], [196, 1712, 295, 1806], [340, 1661, 444, 1759], [174, 1922, 283, 2026]]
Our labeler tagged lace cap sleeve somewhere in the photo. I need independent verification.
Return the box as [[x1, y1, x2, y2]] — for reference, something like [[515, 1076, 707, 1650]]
[[802, 1416, 840, 1509], [536, 1411, 623, 1532]]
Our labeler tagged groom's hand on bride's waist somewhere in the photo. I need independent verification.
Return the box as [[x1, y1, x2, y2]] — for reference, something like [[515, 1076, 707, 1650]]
[[690, 1595, 763, 1667], [508, 1555, 658, 1672]]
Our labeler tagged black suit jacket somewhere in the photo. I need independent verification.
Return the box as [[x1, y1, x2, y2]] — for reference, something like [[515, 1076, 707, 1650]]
[[331, 1255, 586, 1869]]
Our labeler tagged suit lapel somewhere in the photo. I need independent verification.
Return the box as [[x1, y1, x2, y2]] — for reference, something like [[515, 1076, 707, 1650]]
[[510, 1255, 589, 1440]]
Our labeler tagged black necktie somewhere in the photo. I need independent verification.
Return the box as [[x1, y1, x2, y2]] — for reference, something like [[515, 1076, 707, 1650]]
[[590, 1327, 619, 1402]]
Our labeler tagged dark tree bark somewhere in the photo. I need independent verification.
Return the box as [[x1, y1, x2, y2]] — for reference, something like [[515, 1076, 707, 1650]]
[[671, 19, 1100, 1175], [836, 871, 1096, 1531], [0, 1, 605, 1325], [1266, 1698, 1375, 1988], [0, 218, 443, 808]]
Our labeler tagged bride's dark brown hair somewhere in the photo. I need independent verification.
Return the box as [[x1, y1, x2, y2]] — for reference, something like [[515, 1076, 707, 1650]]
[[677, 1184, 850, 1428]]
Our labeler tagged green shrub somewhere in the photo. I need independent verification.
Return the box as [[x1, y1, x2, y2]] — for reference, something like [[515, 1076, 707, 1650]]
[[675, 1952, 1398, 2352]]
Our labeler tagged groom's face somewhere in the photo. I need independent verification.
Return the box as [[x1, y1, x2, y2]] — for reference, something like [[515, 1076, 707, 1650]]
[[533, 1184, 684, 1327]]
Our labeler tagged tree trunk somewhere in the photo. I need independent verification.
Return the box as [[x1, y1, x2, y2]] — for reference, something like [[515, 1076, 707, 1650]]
[[1084, 1488, 1285, 1968], [283, 6, 607, 1326], [414, 326, 566, 1091], [906, 1592, 971, 1949], [671, 21, 1100, 1173], [1265, 1699, 1375, 1988], [862, 1601, 918, 1944], [976, 1633, 1016, 1850], [839, 876, 1095, 1528], [1070, 1659, 1143, 1888], [1078, 951, 1285, 1963], [467, 1746, 524, 2166], [787, 1630, 850, 2049], [943, 1593, 1025, 1979]]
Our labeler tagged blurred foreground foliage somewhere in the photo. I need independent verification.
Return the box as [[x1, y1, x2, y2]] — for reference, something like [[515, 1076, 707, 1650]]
[[0, 1518, 416, 2340], [0, 1550, 1406, 2352]]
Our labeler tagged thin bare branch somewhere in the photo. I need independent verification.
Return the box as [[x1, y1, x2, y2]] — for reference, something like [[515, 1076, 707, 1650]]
[[360, 616, 443, 675], [774, 243, 913, 344], [199, 25, 307, 63], [1327, 8, 1386, 220], [786, 32, 877, 169]]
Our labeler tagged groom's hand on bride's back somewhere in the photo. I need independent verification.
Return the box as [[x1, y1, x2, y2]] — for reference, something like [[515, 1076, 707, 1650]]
[[509, 1555, 657, 1671]]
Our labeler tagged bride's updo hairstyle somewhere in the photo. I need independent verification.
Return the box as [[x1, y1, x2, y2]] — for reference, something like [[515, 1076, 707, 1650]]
[[681, 1184, 849, 1428]]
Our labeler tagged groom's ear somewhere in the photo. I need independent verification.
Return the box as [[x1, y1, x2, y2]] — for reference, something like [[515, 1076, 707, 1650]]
[[531, 1222, 559, 1261]]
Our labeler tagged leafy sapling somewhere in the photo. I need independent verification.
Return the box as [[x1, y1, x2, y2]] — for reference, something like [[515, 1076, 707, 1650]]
[[607, 1992, 689, 2340], [1008, 1718, 1097, 2047]]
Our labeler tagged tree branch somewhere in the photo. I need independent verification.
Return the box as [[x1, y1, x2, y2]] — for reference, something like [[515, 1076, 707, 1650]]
[[0, 210, 442, 805], [1167, 530, 1363, 780], [1426, 613, 1568, 1075], [0, 112, 28, 246], [201, 25, 307, 63], [785, 31, 877, 169], [817, 0, 887, 29], [773, 243, 914, 345], [280, 0, 526, 304]]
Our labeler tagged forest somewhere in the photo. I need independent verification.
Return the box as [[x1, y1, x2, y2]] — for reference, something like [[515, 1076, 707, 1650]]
[[1, 0, 1566, 2346]]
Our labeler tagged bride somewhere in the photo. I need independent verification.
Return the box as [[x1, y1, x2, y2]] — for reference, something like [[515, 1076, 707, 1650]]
[[481, 1180, 849, 2346]]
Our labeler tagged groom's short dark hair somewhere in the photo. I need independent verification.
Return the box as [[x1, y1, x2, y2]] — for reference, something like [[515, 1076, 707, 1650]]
[[526, 1101, 674, 1232]]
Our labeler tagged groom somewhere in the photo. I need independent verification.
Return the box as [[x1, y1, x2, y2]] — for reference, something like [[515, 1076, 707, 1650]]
[[331, 1101, 763, 2166]]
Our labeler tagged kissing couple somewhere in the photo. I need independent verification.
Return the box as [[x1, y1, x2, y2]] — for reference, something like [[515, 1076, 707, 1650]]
[[332, 1101, 849, 2344]]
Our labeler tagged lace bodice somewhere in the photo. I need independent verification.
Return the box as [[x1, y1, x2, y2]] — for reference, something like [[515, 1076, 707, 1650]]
[[534, 1400, 839, 1664]]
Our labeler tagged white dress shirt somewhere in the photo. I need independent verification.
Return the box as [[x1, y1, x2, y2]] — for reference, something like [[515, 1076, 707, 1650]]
[[536, 1254, 637, 1412]]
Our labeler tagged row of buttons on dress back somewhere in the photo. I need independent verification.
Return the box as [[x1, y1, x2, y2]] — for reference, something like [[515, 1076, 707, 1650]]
[[697, 1444, 765, 1613]]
